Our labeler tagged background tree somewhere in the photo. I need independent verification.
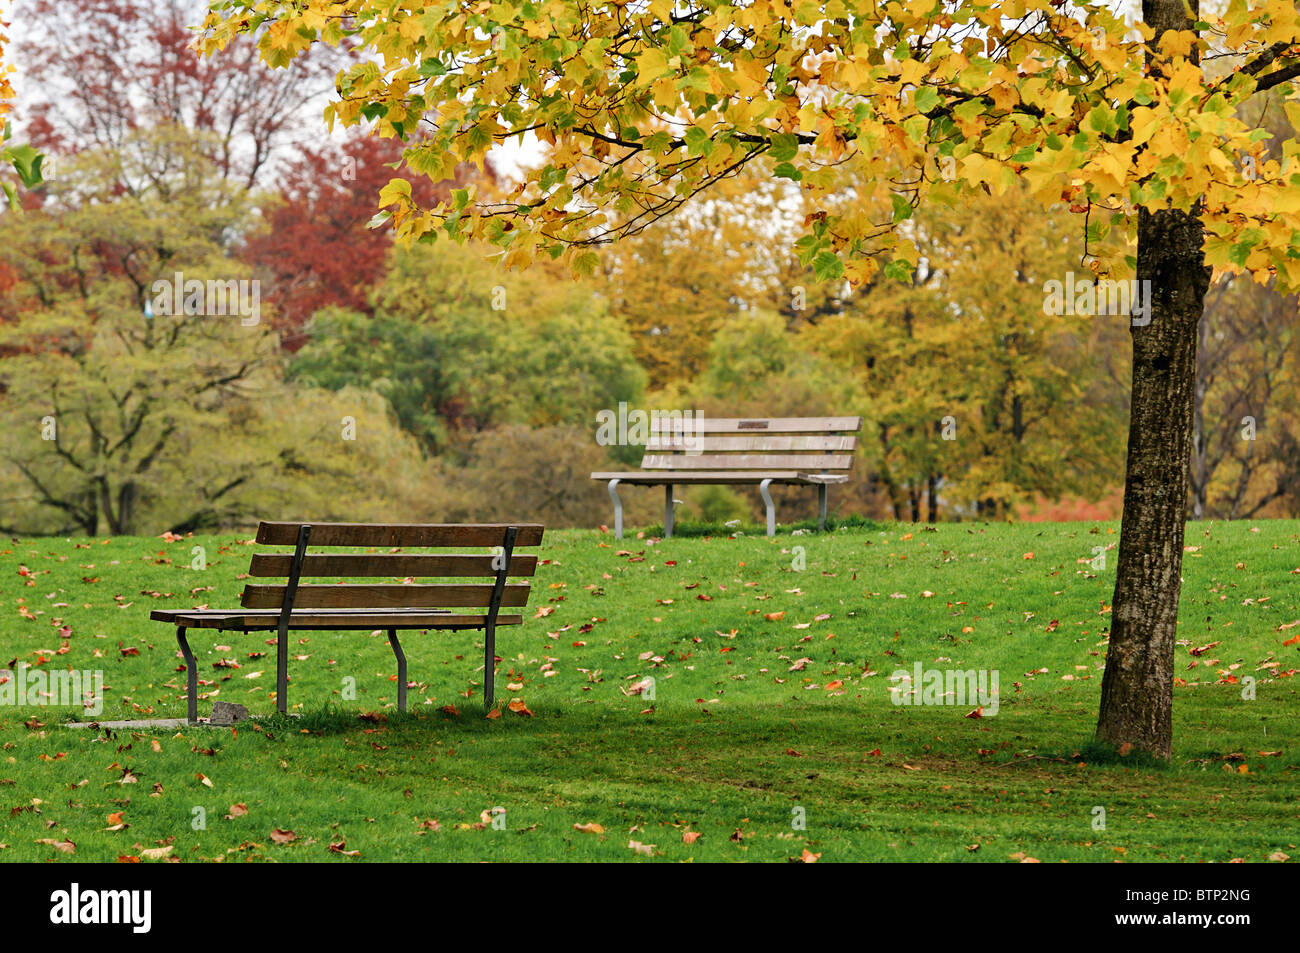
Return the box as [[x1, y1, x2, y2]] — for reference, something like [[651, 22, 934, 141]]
[[199, 0, 1300, 759], [237, 129, 496, 349], [290, 239, 647, 453], [18, 0, 338, 189], [0, 126, 429, 534]]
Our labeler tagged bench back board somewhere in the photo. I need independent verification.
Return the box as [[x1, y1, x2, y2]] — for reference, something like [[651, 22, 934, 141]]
[[241, 522, 544, 612], [640, 416, 862, 476]]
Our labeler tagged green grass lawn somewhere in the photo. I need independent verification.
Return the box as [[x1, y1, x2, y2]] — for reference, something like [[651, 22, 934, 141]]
[[2, 518, 1298, 862]]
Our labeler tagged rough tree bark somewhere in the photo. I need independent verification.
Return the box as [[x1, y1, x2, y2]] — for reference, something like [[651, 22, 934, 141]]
[[1095, 0, 1211, 760]]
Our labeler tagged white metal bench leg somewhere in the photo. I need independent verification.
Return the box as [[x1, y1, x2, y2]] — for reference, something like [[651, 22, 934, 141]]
[[608, 478, 623, 539], [664, 483, 674, 538], [818, 483, 828, 531], [760, 478, 776, 537]]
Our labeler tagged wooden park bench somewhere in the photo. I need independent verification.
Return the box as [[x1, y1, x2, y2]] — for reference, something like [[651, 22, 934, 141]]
[[592, 416, 862, 538], [150, 521, 543, 723]]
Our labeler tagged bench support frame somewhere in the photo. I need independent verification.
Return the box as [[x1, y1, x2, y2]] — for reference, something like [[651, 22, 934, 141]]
[[607, 478, 623, 539], [389, 628, 407, 712], [605, 478, 832, 539], [483, 525, 519, 709], [759, 478, 776, 537], [177, 626, 196, 725], [275, 524, 312, 715]]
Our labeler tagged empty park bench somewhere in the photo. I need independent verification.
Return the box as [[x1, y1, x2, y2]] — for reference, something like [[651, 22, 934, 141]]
[[592, 416, 862, 538], [149, 521, 543, 723]]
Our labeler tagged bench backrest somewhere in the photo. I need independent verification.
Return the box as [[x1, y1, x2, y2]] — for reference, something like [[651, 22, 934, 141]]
[[640, 416, 863, 475], [241, 522, 544, 619]]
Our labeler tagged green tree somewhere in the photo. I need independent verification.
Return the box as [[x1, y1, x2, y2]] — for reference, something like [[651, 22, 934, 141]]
[[292, 242, 646, 452], [0, 127, 430, 534]]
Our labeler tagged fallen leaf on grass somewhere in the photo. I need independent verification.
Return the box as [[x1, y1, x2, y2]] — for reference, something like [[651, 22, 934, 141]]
[[574, 823, 605, 834], [795, 848, 821, 863], [329, 840, 361, 857], [226, 804, 248, 818], [628, 839, 656, 856], [507, 699, 534, 717], [682, 831, 701, 845], [140, 845, 173, 861], [270, 828, 296, 845], [35, 838, 75, 854]]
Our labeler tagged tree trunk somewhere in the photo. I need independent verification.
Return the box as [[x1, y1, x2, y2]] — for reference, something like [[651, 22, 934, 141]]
[[1096, 209, 1209, 759], [1189, 307, 1210, 519], [1096, 0, 1212, 760]]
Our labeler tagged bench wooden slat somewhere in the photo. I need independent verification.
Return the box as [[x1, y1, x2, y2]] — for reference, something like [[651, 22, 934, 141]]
[[639, 453, 852, 471], [248, 553, 539, 578], [151, 608, 521, 630], [241, 583, 532, 609], [255, 522, 544, 547], [590, 470, 850, 485], [648, 416, 862, 434], [643, 435, 857, 452]]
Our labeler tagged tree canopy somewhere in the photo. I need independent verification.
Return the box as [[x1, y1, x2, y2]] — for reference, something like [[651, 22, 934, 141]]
[[200, 0, 1300, 292]]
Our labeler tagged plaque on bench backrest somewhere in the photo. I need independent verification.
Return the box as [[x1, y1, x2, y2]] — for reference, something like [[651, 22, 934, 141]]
[[738, 420, 769, 429]]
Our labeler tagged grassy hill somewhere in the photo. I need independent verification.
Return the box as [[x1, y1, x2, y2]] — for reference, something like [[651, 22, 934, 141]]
[[1, 519, 1297, 861]]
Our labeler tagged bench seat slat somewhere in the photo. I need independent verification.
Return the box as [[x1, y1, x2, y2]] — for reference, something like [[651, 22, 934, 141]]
[[640, 453, 852, 470], [590, 470, 850, 485], [248, 553, 538, 578], [649, 416, 862, 433], [151, 608, 520, 630], [255, 522, 544, 547], [644, 435, 857, 452], [240, 583, 531, 609]]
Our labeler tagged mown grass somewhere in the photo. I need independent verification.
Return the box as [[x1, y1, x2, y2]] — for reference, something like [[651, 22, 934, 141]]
[[1, 518, 1297, 862]]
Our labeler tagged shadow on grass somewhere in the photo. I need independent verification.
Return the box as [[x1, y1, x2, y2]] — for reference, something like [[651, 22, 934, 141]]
[[641, 514, 886, 539]]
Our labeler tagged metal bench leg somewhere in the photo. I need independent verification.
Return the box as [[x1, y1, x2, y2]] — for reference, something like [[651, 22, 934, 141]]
[[275, 630, 289, 714], [484, 621, 496, 709], [177, 626, 196, 725], [389, 628, 406, 713], [664, 483, 674, 538], [608, 478, 623, 540], [760, 478, 776, 537], [817, 483, 828, 531]]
